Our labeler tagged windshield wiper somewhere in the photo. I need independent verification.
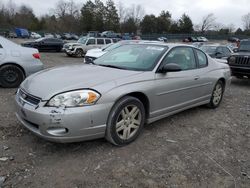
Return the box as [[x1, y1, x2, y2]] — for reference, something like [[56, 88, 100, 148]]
[[97, 64, 127, 70]]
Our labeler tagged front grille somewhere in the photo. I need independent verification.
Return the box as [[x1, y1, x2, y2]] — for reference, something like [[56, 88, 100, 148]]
[[63, 44, 69, 49], [18, 89, 41, 106], [233, 56, 250, 67]]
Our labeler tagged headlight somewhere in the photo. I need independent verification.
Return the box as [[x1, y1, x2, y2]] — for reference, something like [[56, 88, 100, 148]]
[[46, 90, 100, 107], [228, 56, 236, 64]]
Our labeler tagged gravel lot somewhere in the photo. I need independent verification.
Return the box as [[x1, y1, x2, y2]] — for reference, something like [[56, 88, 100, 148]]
[[0, 50, 250, 188]]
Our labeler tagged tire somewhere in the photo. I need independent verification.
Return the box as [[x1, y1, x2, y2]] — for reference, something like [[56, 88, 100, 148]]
[[0, 65, 25, 88], [105, 96, 145, 146], [75, 49, 84, 57], [207, 80, 224, 109]]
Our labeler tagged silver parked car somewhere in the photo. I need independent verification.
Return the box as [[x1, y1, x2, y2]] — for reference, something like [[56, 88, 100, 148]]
[[15, 43, 231, 146], [0, 36, 44, 88]]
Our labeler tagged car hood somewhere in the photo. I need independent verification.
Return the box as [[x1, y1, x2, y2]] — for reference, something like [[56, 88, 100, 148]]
[[232, 51, 250, 56], [21, 64, 142, 100], [86, 49, 106, 58]]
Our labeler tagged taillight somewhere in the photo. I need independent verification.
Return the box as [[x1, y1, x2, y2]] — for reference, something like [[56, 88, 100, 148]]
[[33, 53, 40, 59]]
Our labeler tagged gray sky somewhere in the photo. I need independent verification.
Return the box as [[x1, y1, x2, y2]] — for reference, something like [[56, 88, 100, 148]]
[[1, 0, 249, 29]]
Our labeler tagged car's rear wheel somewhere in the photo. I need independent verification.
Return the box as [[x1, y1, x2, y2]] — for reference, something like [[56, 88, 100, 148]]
[[207, 80, 224, 108], [0, 65, 25, 88], [75, 49, 84, 57], [105, 96, 145, 146]]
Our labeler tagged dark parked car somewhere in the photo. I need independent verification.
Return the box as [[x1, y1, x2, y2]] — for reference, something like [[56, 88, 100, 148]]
[[228, 39, 250, 78], [22, 38, 64, 52], [228, 37, 240, 43], [201, 44, 233, 59]]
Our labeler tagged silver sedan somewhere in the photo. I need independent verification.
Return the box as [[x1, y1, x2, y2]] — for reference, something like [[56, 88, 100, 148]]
[[0, 36, 43, 88], [15, 43, 231, 146]]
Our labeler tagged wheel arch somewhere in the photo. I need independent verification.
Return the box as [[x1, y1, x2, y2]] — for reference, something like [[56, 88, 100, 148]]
[[0, 62, 26, 77], [114, 92, 150, 120]]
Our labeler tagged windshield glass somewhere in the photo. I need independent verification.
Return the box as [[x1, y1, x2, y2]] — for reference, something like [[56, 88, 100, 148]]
[[94, 44, 167, 71], [201, 46, 217, 54], [77, 37, 87, 44], [239, 41, 250, 51], [102, 43, 122, 52]]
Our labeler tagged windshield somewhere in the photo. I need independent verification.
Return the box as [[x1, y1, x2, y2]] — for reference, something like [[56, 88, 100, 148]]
[[239, 41, 250, 52], [77, 37, 87, 44], [201, 46, 217, 54], [94, 44, 167, 71], [102, 43, 122, 52]]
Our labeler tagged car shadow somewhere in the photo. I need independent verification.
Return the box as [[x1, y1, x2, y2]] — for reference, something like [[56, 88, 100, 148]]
[[231, 77, 250, 87]]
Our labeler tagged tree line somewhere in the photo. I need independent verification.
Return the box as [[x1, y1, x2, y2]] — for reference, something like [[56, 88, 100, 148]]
[[1, 0, 250, 35]]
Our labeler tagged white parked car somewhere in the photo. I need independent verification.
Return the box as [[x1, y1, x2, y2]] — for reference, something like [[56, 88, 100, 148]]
[[0, 36, 43, 88], [63, 37, 114, 57], [44, 33, 54, 38], [30, 32, 41, 39], [197, 37, 209, 42]]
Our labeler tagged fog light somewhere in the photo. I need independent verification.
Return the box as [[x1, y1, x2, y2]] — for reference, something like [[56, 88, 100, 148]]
[[47, 127, 68, 136]]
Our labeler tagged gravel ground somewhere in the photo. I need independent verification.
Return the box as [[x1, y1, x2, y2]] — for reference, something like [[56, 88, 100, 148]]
[[0, 50, 250, 188]]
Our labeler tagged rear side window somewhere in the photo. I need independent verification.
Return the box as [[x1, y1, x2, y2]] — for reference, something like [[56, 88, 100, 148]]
[[195, 49, 208, 68], [87, 39, 95, 45], [0, 44, 2, 48], [105, 39, 111, 44], [97, 39, 104, 45]]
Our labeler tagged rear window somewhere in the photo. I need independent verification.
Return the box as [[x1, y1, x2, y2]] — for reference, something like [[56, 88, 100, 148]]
[[195, 49, 208, 68]]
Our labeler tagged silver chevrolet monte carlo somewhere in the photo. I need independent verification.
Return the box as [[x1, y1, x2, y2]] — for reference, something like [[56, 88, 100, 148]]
[[15, 43, 231, 146]]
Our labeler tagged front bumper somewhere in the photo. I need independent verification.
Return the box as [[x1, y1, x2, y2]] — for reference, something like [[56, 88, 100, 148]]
[[229, 65, 250, 76], [64, 48, 77, 55], [15, 93, 113, 143]]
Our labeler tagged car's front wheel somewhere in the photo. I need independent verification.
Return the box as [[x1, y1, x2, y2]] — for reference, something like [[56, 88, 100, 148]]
[[75, 49, 84, 57], [105, 96, 145, 146], [0, 65, 25, 88], [207, 80, 224, 108]]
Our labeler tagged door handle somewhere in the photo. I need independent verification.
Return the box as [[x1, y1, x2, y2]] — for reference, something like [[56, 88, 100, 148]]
[[194, 76, 200, 80]]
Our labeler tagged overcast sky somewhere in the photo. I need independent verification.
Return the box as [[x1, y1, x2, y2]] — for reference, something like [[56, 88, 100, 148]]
[[1, 0, 249, 29]]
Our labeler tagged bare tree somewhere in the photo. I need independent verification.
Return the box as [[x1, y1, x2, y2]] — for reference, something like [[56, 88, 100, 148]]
[[117, 1, 126, 23], [200, 13, 217, 32], [125, 4, 145, 25], [54, 0, 79, 18], [242, 13, 250, 30]]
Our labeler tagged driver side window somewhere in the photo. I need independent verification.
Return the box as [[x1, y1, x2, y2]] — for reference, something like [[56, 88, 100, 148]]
[[162, 47, 196, 71]]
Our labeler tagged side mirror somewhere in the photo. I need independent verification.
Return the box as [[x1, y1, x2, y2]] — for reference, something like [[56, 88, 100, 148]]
[[159, 63, 182, 73]]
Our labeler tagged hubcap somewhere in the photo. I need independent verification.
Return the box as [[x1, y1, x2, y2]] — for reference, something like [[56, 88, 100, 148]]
[[116, 105, 142, 140], [213, 84, 222, 105], [4, 70, 18, 83]]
